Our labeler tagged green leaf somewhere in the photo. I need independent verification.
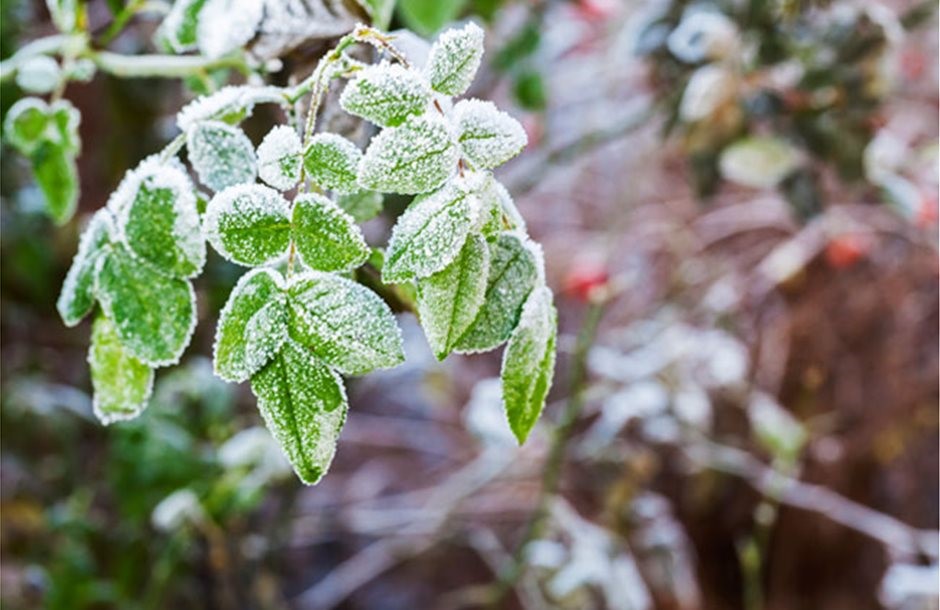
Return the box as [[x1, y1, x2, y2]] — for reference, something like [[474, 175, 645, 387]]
[[95, 246, 197, 366], [339, 63, 432, 128], [383, 180, 473, 283], [357, 0, 395, 29], [455, 232, 539, 353], [89, 314, 155, 425], [30, 141, 78, 225], [417, 233, 489, 360], [186, 120, 257, 192], [49, 100, 81, 152], [158, 0, 208, 52], [500, 286, 556, 443], [425, 21, 484, 96], [478, 174, 526, 233], [251, 340, 348, 485], [57, 210, 113, 327], [292, 194, 369, 273], [453, 99, 527, 169], [358, 115, 458, 195], [204, 184, 291, 266], [257, 125, 302, 191], [286, 272, 404, 375], [176, 85, 286, 131], [214, 268, 288, 382], [302, 133, 362, 193], [117, 164, 205, 278], [3, 98, 49, 154], [396, 0, 467, 36], [337, 190, 383, 222]]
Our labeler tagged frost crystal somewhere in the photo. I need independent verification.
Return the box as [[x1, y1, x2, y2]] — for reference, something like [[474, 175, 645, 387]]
[[187, 120, 257, 192], [204, 184, 292, 267], [291, 193, 369, 273], [358, 115, 458, 195], [257, 125, 302, 190], [196, 0, 263, 59], [88, 314, 154, 425], [176, 85, 285, 132], [303, 133, 362, 194], [453, 99, 527, 169], [57, 209, 113, 327], [339, 62, 432, 127], [425, 21, 485, 96]]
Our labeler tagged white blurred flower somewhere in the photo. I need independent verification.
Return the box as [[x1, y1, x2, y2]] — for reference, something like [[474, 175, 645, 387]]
[[151, 488, 204, 532], [879, 563, 940, 610], [15, 56, 61, 94], [719, 136, 803, 189], [865, 130, 908, 183], [679, 64, 738, 122], [673, 385, 712, 430], [667, 7, 740, 63], [218, 426, 292, 485]]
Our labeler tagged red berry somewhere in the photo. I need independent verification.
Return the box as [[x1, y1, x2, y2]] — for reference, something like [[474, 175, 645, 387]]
[[564, 260, 609, 302], [825, 235, 871, 269]]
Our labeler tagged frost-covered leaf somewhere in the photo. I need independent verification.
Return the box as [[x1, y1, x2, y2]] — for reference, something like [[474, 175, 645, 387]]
[[196, 0, 263, 59], [158, 0, 207, 52], [117, 164, 205, 278], [88, 314, 154, 425], [425, 22, 484, 96], [15, 55, 60, 94], [719, 137, 802, 189], [95, 246, 197, 367], [49, 99, 80, 152], [186, 120, 257, 192], [46, 0, 78, 32], [337, 190, 383, 222], [30, 141, 78, 225], [250, 339, 347, 485], [257, 125, 302, 191], [303, 133, 362, 193], [383, 180, 473, 283], [57, 210, 113, 327], [358, 115, 457, 195], [3, 98, 49, 155], [204, 184, 291, 266], [501, 286, 556, 443], [417, 233, 489, 360], [455, 232, 539, 353], [286, 272, 404, 375], [176, 85, 286, 131], [475, 174, 525, 235], [453, 99, 527, 169], [292, 194, 369, 273], [339, 62, 432, 127], [214, 268, 288, 382]]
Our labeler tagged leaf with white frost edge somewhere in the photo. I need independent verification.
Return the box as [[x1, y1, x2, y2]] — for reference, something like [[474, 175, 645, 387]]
[[455, 232, 539, 353], [417, 233, 490, 360], [292, 194, 369, 273], [425, 22, 484, 96], [382, 180, 473, 283], [500, 286, 556, 444], [187, 120, 257, 192], [339, 62, 432, 127], [158, 0, 207, 53], [176, 85, 286, 132], [453, 99, 527, 170], [95, 246, 197, 367], [337, 190, 383, 222], [251, 340, 347, 485], [196, 0, 263, 59], [89, 314, 155, 425], [31, 140, 78, 225], [257, 125, 302, 191], [214, 268, 289, 382], [303, 133, 362, 194], [57, 210, 113, 327], [358, 115, 458, 195], [286, 272, 404, 376], [3, 97, 49, 154], [204, 184, 292, 266]]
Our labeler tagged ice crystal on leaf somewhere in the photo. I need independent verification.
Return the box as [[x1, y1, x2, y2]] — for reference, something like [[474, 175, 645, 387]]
[[453, 99, 527, 170], [89, 314, 155, 425], [358, 114, 458, 195], [303, 133, 363, 193], [339, 62, 433, 127], [292, 194, 370, 273], [187, 120, 258, 192], [257, 125, 302, 191], [57, 210, 113, 327], [204, 184, 292, 266], [425, 21, 484, 96]]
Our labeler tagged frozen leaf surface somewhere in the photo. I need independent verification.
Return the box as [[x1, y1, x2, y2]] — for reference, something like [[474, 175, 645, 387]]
[[337, 190, 383, 222], [453, 99, 527, 169], [339, 62, 432, 127], [89, 314, 155, 425], [196, 0, 263, 59], [257, 125, 302, 191], [292, 194, 369, 273], [3, 98, 49, 154], [187, 120, 257, 192], [57, 210, 113, 327], [425, 22, 484, 96], [358, 115, 457, 195], [303, 133, 362, 193], [176, 85, 285, 131], [204, 184, 291, 266], [158, 0, 207, 52]]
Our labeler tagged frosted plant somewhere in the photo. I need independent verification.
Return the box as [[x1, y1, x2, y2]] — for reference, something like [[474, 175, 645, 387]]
[[3, 12, 556, 485]]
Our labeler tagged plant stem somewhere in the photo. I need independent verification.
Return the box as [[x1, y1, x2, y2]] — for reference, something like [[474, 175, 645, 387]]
[[91, 51, 248, 78]]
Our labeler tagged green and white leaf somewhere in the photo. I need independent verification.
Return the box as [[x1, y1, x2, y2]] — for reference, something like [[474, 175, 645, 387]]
[[49, 99, 81, 152], [257, 125, 302, 191], [195, 0, 263, 59], [339, 62, 432, 127], [337, 190, 383, 222], [204, 184, 292, 266], [358, 115, 458, 195], [292, 194, 369, 273], [425, 21, 484, 96], [30, 141, 78, 225], [478, 174, 526, 234], [186, 120, 257, 192], [158, 0, 207, 53], [57, 209, 114, 327], [88, 314, 155, 425], [176, 85, 286, 131], [3, 98, 49, 154], [453, 99, 527, 169], [303, 133, 362, 193]]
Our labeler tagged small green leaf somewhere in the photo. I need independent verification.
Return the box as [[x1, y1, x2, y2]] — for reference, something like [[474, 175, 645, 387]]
[[358, 115, 458, 195], [49, 100, 81, 153], [251, 340, 348, 485], [337, 190, 383, 222], [89, 314, 155, 425], [478, 175, 526, 233], [383, 180, 473, 283], [303, 133, 362, 193], [417, 233, 489, 360], [292, 194, 369, 273], [453, 99, 527, 169], [214, 268, 288, 382], [286, 272, 404, 375], [95, 246, 197, 366], [30, 141, 78, 225], [455, 232, 539, 353], [57, 210, 114, 327], [3, 98, 49, 154], [396, 0, 467, 36], [339, 62, 432, 127], [257, 125, 302, 191], [357, 0, 395, 29], [158, 0, 208, 52], [425, 21, 484, 96], [501, 286, 556, 444], [186, 120, 257, 192], [204, 184, 292, 266]]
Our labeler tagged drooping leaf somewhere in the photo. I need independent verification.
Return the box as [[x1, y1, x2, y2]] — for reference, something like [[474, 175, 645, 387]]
[[95, 246, 197, 366], [186, 120, 257, 192], [382, 180, 473, 283], [158, 0, 208, 52], [3, 98, 49, 154], [88, 314, 155, 425], [291, 194, 369, 273], [57, 210, 113, 327], [204, 184, 291, 266], [417, 233, 490, 360], [425, 21, 484, 96], [339, 62, 432, 127], [453, 99, 527, 169], [214, 268, 288, 382], [251, 340, 347, 485], [30, 141, 78, 225], [358, 115, 458, 195], [257, 124, 302, 191], [286, 271, 404, 375], [455, 232, 539, 353], [302, 133, 362, 193], [500, 286, 556, 443], [337, 190, 383, 222]]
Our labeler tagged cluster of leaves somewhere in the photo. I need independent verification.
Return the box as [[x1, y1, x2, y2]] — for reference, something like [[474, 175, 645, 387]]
[[46, 21, 555, 486]]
